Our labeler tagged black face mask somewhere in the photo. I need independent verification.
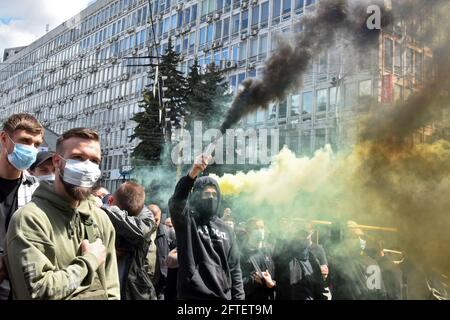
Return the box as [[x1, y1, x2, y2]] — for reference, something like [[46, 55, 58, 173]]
[[196, 197, 218, 219]]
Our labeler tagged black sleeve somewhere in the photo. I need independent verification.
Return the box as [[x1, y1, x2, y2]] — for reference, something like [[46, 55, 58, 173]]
[[168, 174, 196, 228], [102, 206, 154, 246], [312, 244, 328, 266], [228, 234, 245, 300]]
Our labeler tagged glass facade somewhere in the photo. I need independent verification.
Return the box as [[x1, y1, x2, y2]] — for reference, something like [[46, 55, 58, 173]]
[[0, 0, 428, 190]]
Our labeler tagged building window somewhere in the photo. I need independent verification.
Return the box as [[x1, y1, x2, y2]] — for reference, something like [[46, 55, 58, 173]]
[[215, 20, 222, 39], [216, 0, 223, 11], [222, 47, 229, 61], [282, 0, 291, 19], [302, 91, 313, 119], [278, 99, 287, 118], [230, 74, 237, 91], [384, 38, 393, 73], [241, 10, 249, 32], [394, 42, 402, 75], [315, 129, 326, 151], [316, 88, 327, 112], [214, 50, 220, 65], [415, 51, 423, 85], [261, 1, 269, 27], [251, 5, 259, 26], [295, 0, 304, 13], [184, 7, 191, 25], [318, 52, 327, 76], [191, 4, 198, 25], [406, 48, 413, 75], [344, 83, 357, 108], [207, 24, 214, 43], [301, 130, 311, 156], [225, 0, 232, 10], [239, 41, 247, 61], [223, 17, 230, 38], [291, 94, 300, 116], [259, 34, 268, 60], [359, 79, 372, 97], [199, 26, 207, 45], [329, 86, 339, 110], [272, 0, 281, 25], [249, 37, 258, 58], [232, 13, 240, 34]]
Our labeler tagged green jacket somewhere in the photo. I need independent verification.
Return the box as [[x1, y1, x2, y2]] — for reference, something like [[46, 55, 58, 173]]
[[5, 181, 120, 300]]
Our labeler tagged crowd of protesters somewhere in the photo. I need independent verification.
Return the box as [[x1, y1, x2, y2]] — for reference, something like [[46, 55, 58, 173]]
[[0, 113, 448, 300]]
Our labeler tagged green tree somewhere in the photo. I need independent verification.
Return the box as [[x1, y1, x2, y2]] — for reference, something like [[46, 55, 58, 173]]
[[160, 37, 189, 136], [131, 38, 189, 164], [130, 90, 165, 165], [185, 61, 232, 131]]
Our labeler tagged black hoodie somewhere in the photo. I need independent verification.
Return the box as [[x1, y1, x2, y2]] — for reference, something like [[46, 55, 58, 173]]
[[168, 175, 244, 300]]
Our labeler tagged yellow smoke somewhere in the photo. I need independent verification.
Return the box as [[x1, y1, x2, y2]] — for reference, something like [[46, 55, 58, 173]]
[[210, 138, 450, 275], [211, 146, 335, 203]]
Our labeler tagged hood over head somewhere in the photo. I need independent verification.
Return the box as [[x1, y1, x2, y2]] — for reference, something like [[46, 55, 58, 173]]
[[188, 176, 222, 222]]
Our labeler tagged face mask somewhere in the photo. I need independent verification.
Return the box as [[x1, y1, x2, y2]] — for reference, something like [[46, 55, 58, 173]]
[[248, 229, 265, 249], [37, 174, 55, 182], [6, 134, 38, 170], [197, 198, 218, 218], [360, 238, 367, 251], [298, 238, 311, 249], [59, 156, 101, 188]]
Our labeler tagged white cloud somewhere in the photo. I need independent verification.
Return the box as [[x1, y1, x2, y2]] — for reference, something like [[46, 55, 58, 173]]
[[0, 0, 92, 61]]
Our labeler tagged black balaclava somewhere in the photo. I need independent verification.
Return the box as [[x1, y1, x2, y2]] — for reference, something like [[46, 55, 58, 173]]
[[188, 176, 221, 223]]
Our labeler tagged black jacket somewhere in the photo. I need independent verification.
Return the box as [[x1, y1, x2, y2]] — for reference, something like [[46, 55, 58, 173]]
[[241, 247, 276, 300], [153, 223, 177, 295], [103, 205, 156, 300], [168, 175, 245, 300], [274, 239, 327, 300]]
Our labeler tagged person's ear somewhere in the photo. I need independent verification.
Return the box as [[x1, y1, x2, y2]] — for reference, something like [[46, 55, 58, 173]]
[[108, 196, 114, 206], [53, 153, 64, 172], [0, 131, 11, 152]]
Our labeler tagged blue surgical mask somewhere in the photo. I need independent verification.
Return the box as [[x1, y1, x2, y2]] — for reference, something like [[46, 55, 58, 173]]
[[6, 134, 38, 170], [59, 156, 101, 188], [37, 174, 55, 182]]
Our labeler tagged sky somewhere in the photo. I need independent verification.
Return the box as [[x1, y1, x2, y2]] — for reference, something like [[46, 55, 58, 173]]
[[0, 0, 96, 62]]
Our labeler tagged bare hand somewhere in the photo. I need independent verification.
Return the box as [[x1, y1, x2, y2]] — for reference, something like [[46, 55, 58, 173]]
[[253, 270, 276, 288], [188, 154, 211, 179], [320, 265, 329, 280], [166, 249, 178, 269], [81, 239, 107, 267]]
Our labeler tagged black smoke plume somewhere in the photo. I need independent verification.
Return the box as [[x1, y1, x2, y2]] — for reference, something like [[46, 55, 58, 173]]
[[219, 0, 394, 133]]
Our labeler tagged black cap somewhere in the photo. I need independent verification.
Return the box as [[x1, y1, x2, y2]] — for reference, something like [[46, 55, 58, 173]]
[[30, 151, 55, 171]]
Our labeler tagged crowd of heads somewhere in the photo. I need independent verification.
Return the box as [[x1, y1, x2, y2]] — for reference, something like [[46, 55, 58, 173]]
[[1, 113, 447, 300]]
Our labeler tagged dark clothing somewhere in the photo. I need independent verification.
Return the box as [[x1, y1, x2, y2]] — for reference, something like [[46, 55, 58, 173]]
[[168, 175, 245, 300], [310, 243, 328, 266], [329, 243, 387, 300], [153, 224, 177, 298], [0, 177, 21, 248], [401, 260, 448, 300], [154, 224, 177, 279], [165, 267, 178, 300], [377, 256, 403, 300], [241, 247, 276, 300], [274, 240, 327, 300], [0, 177, 21, 300], [103, 205, 156, 300]]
